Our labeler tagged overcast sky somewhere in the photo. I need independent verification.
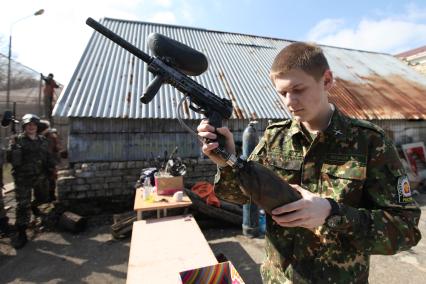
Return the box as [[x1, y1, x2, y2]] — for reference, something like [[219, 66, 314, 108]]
[[1, 0, 426, 85]]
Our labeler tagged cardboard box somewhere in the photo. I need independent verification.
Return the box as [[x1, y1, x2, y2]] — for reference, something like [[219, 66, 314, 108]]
[[155, 175, 184, 195], [179, 261, 245, 284]]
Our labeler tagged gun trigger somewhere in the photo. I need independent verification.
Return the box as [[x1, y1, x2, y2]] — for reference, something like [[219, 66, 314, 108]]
[[188, 102, 205, 115]]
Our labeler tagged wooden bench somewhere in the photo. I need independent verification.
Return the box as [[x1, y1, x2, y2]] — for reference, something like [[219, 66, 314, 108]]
[[126, 215, 218, 284]]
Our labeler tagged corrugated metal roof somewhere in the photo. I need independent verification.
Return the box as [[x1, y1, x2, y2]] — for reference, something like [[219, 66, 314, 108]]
[[54, 17, 426, 120], [395, 45, 426, 58]]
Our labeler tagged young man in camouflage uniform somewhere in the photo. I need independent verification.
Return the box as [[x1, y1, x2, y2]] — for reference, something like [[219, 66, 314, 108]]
[[197, 42, 421, 283], [7, 114, 55, 249]]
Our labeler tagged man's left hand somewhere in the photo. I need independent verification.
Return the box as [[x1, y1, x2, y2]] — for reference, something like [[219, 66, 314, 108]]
[[271, 184, 331, 229]]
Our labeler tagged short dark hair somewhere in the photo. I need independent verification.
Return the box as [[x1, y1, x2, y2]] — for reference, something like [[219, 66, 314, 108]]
[[270, 42, 329, 81]]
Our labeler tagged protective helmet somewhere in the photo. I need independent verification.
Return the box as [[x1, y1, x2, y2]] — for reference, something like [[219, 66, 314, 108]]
[[21, 113, 40, 128]]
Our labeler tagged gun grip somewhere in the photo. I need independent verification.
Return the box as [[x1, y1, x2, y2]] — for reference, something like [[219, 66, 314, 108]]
[[208, 112, 226, 148]]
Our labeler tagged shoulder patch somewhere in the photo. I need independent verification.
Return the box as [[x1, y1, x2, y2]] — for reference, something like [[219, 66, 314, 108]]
[[397, 175, 414, 204], [350, 119, 385, 135], [266, 119, 292, 130]]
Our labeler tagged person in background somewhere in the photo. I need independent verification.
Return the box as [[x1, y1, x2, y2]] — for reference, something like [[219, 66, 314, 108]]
[[38, 120, 66, 202], [0, 190, 12, 238], [41, 73, 59, 120], [7, 114, 55, 249], [0, 144, 13, 237], [197, 42, 421, 283]]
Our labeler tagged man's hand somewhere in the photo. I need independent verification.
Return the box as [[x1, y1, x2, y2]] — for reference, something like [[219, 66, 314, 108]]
[[271, 184, 331, 229], [196, 119, 236, 167]]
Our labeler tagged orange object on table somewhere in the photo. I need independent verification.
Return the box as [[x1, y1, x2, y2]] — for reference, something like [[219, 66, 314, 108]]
[[191, 181, 220, 207]]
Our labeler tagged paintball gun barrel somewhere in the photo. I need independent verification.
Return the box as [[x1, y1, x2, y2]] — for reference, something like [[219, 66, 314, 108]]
[[86, 18, 301, 213]]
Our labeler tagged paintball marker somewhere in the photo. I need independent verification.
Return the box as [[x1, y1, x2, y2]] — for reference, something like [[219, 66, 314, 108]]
[[1, 107, 19, 135], [85, 18, 239, 167], [86, 18, 301, 214]]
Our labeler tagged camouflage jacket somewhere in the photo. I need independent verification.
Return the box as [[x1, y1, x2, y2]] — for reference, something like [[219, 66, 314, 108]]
[[8, 133, 55, 179], [214, 107, 421, 284]]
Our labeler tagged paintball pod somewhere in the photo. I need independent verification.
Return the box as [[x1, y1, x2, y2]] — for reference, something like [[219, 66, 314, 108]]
[[86, 18, 301, 214]]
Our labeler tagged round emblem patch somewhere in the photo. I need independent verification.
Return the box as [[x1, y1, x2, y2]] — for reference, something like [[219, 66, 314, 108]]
[[397, 175, 413, 203], [402, 180, 411, 196]]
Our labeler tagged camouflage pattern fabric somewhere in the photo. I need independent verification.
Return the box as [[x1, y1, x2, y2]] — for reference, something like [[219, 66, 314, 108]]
[[8, 133, 54, 227], [214, 107, 421, 283], [9, 134, 55, 178], [14, 176, 49, 227]]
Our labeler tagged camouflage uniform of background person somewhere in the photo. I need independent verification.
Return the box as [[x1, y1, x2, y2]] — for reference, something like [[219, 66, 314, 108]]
[[197, 42, 421, 283], [7, 114, 55, 249], [1, 145, 13, 237], [0, 138, 13, 237], [0, 187, 10, 237], [38, 120, 67, 202], [41, 73, 59, 120]]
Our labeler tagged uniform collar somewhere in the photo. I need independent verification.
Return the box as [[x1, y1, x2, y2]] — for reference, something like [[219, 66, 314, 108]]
[[288, 105, 349, 142], [289, 119, 303, 137], [323, 106, 349, 141]]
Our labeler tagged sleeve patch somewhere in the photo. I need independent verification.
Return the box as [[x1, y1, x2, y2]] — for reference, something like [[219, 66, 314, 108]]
[[397, 175, 414, 204]]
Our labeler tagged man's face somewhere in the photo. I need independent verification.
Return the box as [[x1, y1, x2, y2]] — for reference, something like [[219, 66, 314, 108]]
[[24, 122, 38, 136], [272, 68, 332, 124]]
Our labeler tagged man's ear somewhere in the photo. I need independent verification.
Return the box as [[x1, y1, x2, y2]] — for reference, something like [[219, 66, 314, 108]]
[[323, 70, 333, 90], [269, 72, 276, 87]]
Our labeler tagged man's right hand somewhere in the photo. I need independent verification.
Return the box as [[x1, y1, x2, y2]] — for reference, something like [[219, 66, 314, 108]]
[[196, 119, 236, 168]]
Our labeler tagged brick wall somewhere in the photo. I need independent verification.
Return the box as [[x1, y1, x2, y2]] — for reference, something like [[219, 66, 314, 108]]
[[56, 158, 217, 201]]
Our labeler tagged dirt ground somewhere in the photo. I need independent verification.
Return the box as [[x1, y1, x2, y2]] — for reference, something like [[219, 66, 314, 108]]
[[1, 193, 426, 283]]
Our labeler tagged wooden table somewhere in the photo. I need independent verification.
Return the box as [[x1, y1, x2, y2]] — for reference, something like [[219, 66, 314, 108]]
[[126, 215, 218, 284], [133, 187, 192, 220]]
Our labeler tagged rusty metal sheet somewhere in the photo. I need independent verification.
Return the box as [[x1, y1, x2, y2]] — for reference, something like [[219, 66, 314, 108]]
[[55, 18, 426, 121]]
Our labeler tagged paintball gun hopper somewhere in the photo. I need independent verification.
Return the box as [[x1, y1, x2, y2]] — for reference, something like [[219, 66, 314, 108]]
[[147, 33, 208, 76]]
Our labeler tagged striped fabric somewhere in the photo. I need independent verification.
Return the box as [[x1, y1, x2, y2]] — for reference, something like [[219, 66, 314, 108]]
[[180, 261, 245, 284]]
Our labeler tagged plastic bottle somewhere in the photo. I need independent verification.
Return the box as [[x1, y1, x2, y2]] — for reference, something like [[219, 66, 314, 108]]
[[143, 178, 154, 202]]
